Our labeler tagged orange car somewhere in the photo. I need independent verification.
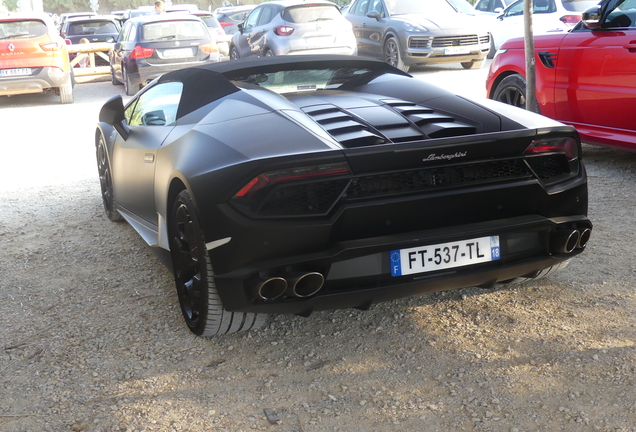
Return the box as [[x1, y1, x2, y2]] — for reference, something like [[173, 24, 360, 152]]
[[0, 13, 74, 103]]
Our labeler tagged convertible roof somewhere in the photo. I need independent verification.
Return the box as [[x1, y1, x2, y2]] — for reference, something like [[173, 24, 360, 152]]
[[159, 55, 410, 119]]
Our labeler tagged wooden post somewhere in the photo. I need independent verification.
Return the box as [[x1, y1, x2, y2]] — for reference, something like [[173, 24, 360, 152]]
[[524, 0, 537, 112]]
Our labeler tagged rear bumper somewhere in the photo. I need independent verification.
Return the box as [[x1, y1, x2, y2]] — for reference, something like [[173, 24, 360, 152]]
[[0, 66, 71, 96], [130, 57, 221, 87], [214, 214, 592, 314]]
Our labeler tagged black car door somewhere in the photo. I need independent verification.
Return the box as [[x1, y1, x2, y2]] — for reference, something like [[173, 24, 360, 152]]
[[112, 81, 184, 224]]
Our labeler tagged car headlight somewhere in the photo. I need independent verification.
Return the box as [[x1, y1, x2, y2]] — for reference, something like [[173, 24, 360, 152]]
[[106, 37, 115, 43], [493, 48, 508, 59], [403, 22, 428, 33]]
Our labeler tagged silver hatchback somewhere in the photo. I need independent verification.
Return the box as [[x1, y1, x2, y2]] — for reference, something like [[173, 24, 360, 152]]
[[229, 0, 357, 59]]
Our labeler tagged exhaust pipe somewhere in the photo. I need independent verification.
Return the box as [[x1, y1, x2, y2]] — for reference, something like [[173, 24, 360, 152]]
[[550, 230, 580, 254], [251, 277, 287, 301], [577, 228, 591, 249], [285, 272, 325, 298]]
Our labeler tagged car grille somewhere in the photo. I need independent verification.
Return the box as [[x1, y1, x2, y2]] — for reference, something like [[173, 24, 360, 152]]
[[344, 159, 531, 200], [432, 35, 480, 47], [409, 36, 432, 48], [237, 156, 573, 218]]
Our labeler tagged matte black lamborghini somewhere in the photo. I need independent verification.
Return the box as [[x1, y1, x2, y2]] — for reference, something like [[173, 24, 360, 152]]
[[96, 55, 592, 337]]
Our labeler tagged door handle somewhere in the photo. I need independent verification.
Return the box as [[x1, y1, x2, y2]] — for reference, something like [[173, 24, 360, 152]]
[[624, 41, 636, 53]]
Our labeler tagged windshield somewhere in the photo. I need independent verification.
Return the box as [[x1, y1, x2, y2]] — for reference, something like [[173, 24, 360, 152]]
[[386, 0, 458, 15], [0, 20, 47, 39], [231, 67, 374, 94]]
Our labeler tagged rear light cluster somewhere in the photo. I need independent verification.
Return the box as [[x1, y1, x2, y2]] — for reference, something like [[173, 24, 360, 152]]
[[40, 41, 64, 51], [560, 14, 582, 25], [199, 42, 218, 53], [524, 137, 580, 181], [131, 45, 154, 59], [232, 162, 351, 217], [274, 26, 294, 36]]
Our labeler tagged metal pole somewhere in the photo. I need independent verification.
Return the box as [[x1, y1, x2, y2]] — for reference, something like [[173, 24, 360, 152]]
[[524, 0, 537, 112]]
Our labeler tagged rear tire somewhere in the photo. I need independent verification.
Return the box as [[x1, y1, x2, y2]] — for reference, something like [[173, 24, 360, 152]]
[[123, 66, 137, 96], [230, 46, 239, 60], [487, 35, 496, 59], [461, 59, 484, 70], [59, 75, 73, 104], [264, 49, 274, 57], [111, 66, 122, 86], [96, 132, 122, 221], [384, 36, 410, 72], [169, 190, 267, 336]]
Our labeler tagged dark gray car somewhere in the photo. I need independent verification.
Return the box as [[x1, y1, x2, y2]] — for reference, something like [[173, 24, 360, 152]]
[[229, 0, 357, 59], [344, 0, 490, 71]]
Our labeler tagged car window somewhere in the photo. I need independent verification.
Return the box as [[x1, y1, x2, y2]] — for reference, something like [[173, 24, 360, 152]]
[[68, 20, 118, 35], [0, 19, 47, 39], [118, 21, 134, 42], [386, 0, 456, 15], [369, 0, 386, 16], [605, 0, 636, 27], [282, 5, 342, 23], [351, 0, 370, 15], [533, 0, 556, 13], [141, 20, 208, 41], [475, 0, 490, 11], [560, 0, 599, 12], [257, 6, 277, 26], [243, 8, 262, 30], [126, 82, 184, 127]]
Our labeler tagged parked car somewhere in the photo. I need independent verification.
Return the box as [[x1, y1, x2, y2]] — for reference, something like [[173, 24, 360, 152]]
[[60, 16, 121, 44], [486, 0, 636, 151], [214, 5, 256, 34], [447, 0, 478, 14], [96, 55, 592, 336], [187, 11, 231, 57], [473, 0, 513, 15], [57, 11, 96, 31], [489, 0, 598, 53], [0, 13, 74, 103], [109, 14, 220, 96], [229, 0, 357, 59], [344, 0, 490, 71]]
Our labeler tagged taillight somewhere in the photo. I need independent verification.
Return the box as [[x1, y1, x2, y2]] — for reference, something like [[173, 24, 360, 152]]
[[524, 137, 578, 161], [199, 42, 218, 53], [64, 39, 72, 45], [560, 14, 581, 25], [234, 162, 351, 199], [274, 26, 294, 36], [131, 45, 154, 59], [220, 22, 232, 28], [40, 41, 64, 51]]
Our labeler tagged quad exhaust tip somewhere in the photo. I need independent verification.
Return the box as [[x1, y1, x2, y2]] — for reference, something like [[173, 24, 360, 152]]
[[252, 277, 287, 301]]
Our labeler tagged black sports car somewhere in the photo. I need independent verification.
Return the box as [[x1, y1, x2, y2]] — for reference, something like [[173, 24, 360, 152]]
[[96, 55, 592, 337]]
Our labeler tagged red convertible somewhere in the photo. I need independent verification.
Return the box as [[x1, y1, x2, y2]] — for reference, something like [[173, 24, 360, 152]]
[[486, 0, 636, 151]]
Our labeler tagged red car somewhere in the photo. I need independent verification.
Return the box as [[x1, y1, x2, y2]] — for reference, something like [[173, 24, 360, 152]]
[[486, 0, 636, 151]]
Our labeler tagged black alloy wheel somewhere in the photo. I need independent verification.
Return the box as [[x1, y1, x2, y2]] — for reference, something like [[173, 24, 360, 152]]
[[384, 36, 409, 72], [96, 134, 121, 221], [493, 74, 527, 108], [168, 190, 267, 336]]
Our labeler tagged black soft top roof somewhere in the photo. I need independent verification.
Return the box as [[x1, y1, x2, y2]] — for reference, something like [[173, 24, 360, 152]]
[[158, 55, 409, 119]]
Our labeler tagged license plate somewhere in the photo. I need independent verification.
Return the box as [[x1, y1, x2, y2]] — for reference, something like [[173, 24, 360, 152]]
[[161, 48, 193, 59], [390, 236, 500, 277], [444, 46, 470, 55], [0, 68, 32, 77]]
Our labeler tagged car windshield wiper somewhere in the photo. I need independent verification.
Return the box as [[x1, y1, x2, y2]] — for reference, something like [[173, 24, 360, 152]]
[[152, 35, 178, 41], [314, 17, 335, 21]]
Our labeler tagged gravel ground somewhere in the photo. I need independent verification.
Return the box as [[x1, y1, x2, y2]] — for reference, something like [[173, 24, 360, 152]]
[[1, 72, 636, 432]]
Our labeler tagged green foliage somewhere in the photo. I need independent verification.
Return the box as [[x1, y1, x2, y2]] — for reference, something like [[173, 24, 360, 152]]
[[43, 0, 260, 13], [3, 0, 19, 12]]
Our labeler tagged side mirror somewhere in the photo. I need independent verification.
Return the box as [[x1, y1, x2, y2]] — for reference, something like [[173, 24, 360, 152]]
[[366, 10, 381, 21], [99, 95, 130, 140], [237, 22, 244, 33], [493, 7, 503, 14], [581, 5, 601, 30]]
